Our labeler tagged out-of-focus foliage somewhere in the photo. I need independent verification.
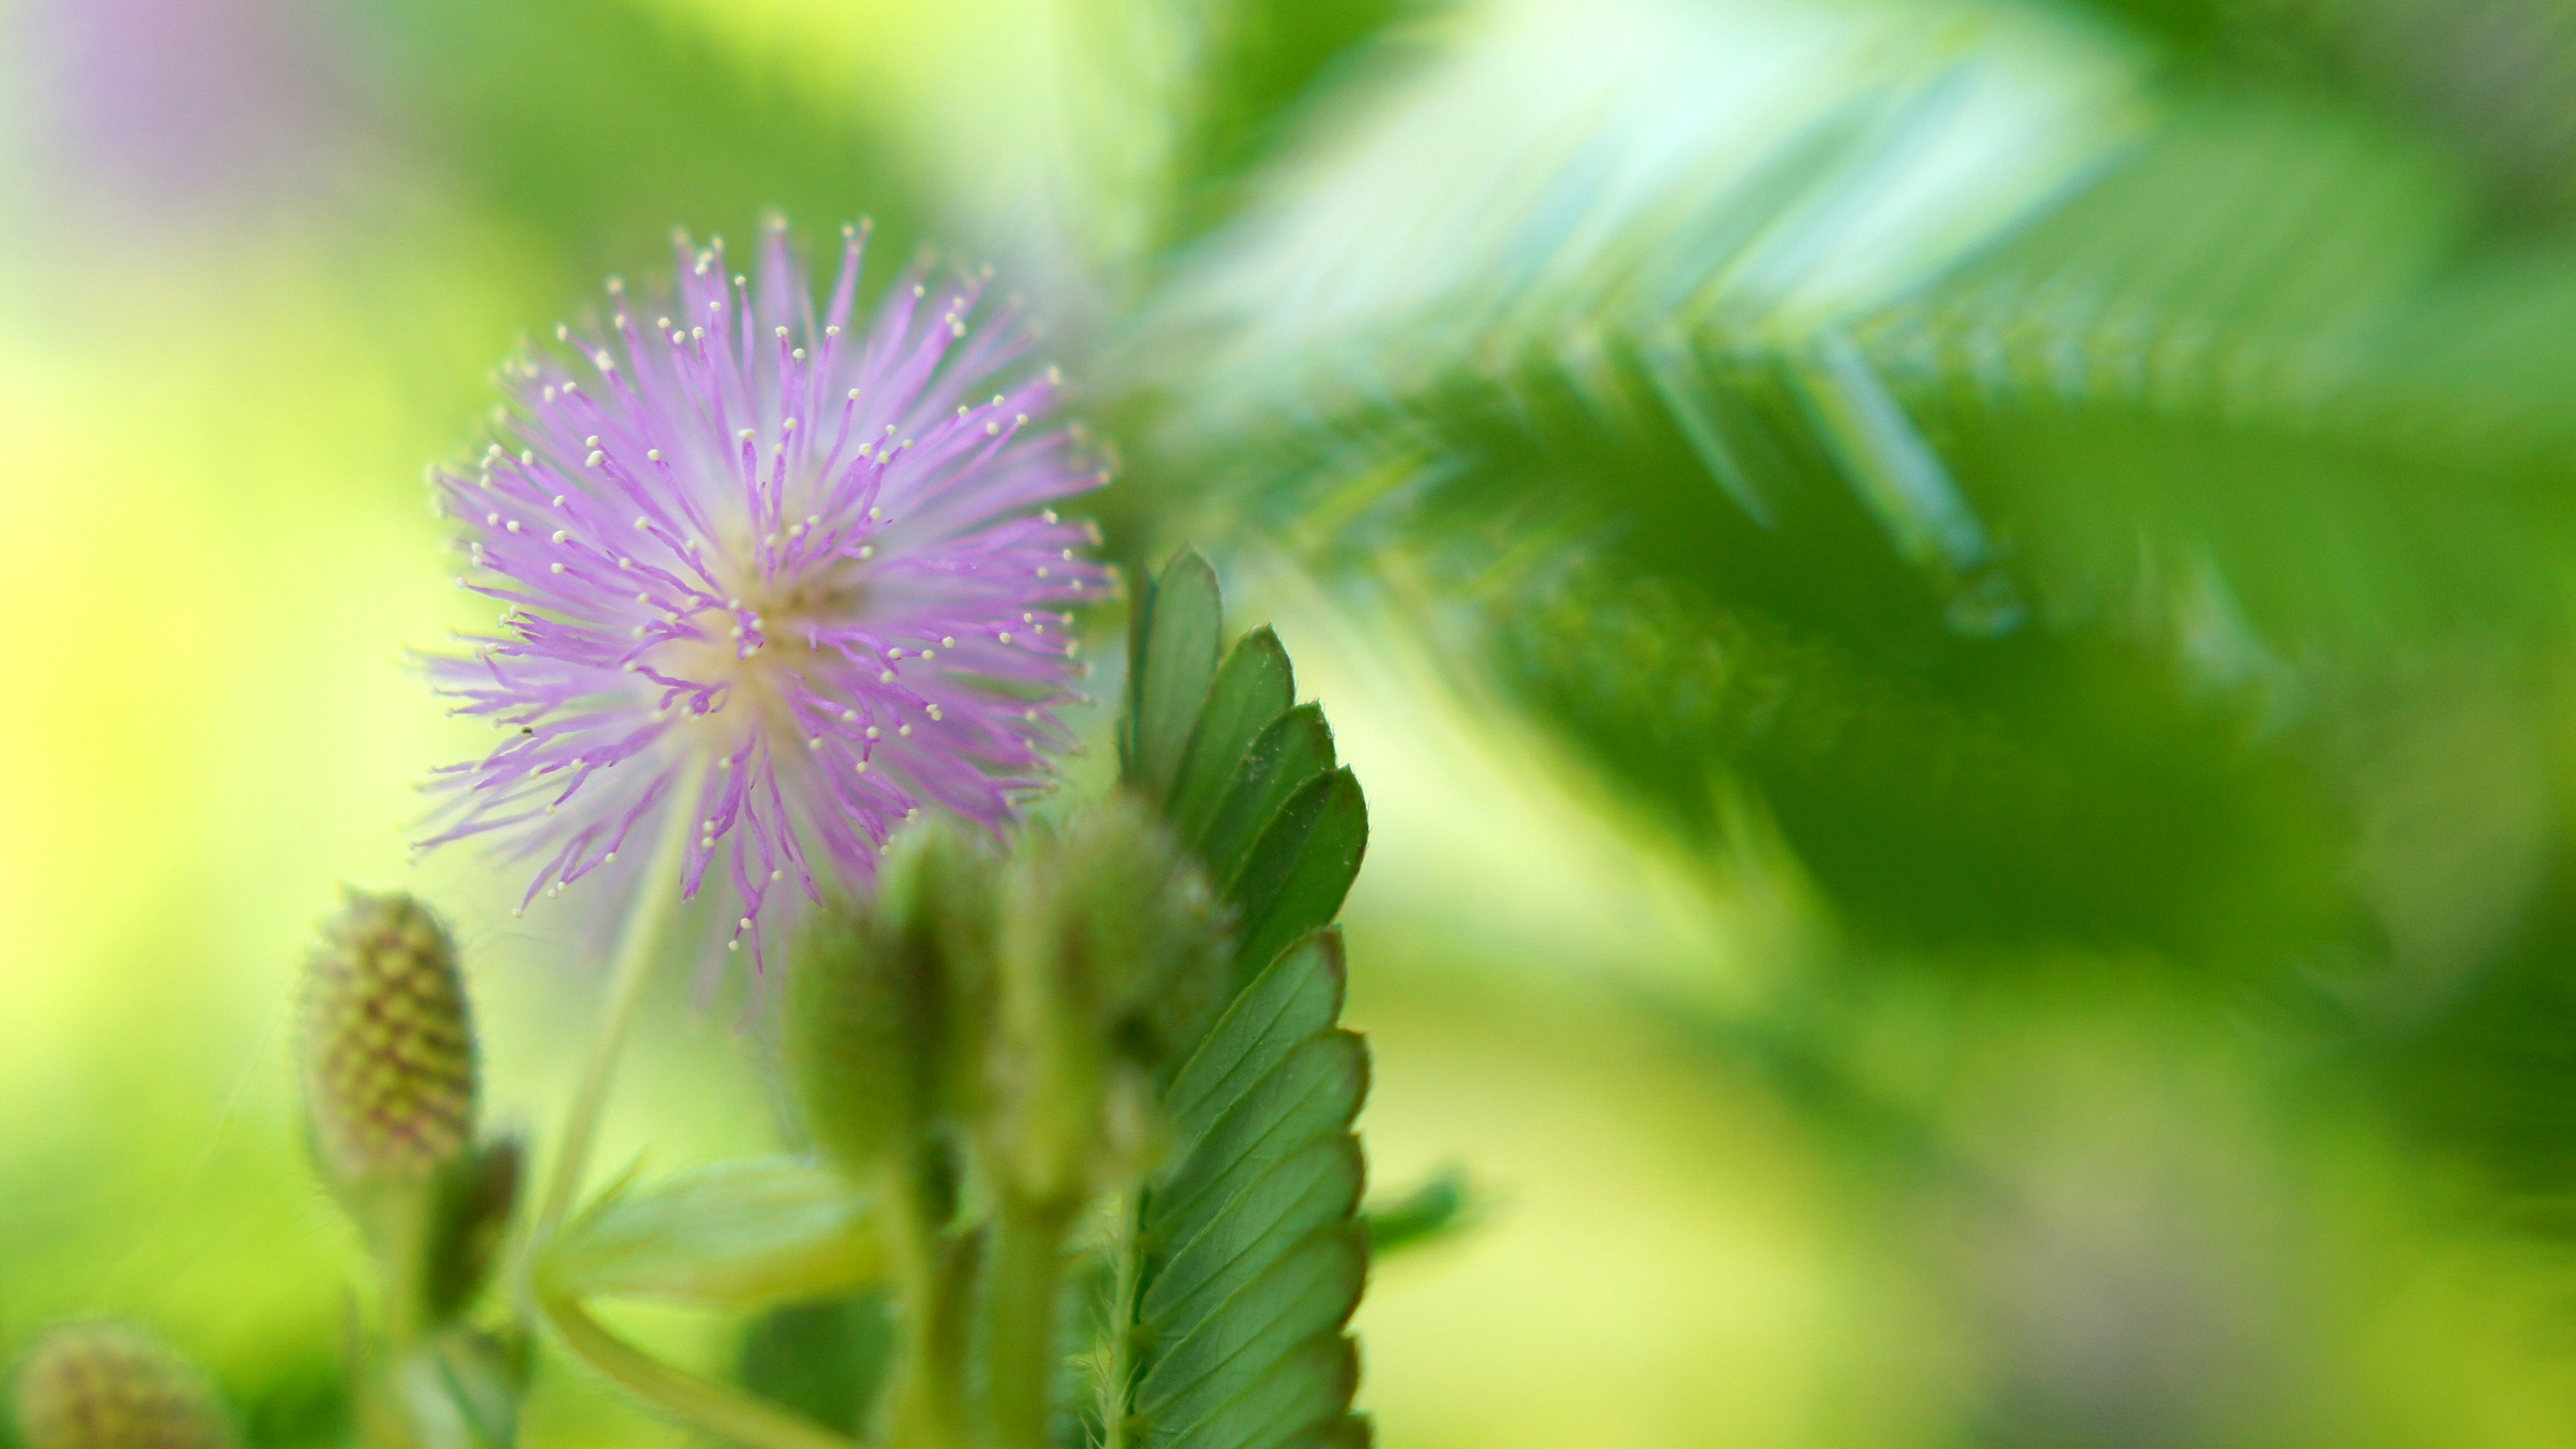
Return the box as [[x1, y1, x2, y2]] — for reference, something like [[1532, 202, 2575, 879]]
[[360, 0, 936, 289], [1116, 0, 2576, 972], [1093, 0, 2576, 1225]]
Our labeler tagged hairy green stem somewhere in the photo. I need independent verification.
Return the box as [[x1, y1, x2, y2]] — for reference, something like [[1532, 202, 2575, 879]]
[[880, 1163, 974, 1449], [984, 1195, 1075, 1449], [537, 1289, 861, 1449], [1099, 1193, 1145, 1449], [530, 805, 695, 1246]]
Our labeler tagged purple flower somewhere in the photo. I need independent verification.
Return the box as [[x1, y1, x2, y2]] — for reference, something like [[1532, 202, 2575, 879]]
[[423, 219, 1107, 964]]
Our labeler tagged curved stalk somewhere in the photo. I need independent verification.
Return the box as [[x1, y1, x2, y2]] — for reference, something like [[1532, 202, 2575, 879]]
[[537, 1289, 863, 1449], [531, 805, 696, 1244]]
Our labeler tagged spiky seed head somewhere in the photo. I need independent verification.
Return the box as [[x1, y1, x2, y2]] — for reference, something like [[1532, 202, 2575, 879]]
[[12, 1324, 236, 1449], [300, 890, 477, 1180]]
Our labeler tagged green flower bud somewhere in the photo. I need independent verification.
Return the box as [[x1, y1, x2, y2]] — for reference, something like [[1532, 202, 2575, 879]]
[[991, 796, 1234, 1202], [300, 890, 477, 1181], [1006, 796, 1234, 1071], [787, 832, 1002, 1180], [12, 1324, 236, 1449]]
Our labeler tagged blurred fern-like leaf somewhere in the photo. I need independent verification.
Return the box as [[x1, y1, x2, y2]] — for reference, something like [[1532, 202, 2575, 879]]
[[1107, 0, 2576, 966], [1152, 0, 1417, 250], [2077, 0, 2576, 221]]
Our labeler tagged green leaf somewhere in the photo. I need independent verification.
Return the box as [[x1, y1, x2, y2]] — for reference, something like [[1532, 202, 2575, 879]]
[[736, 1293, 898, 1437], [423, 1137, 523, 1323], [1360, 1166, 1477, 1259], [1226, 770, 1368, 984], [1157, 21, 2576, 647], [2066, 0, 2576, 221], [1156, 1030, 1369, 1231], [1195, 706, 1340, 886], [1169, 628, 1299, 845], [1170, 1336, 1360, 1449], [1305, 1418, 1375, 1449], [1135, 1231, 1366, 1430], [535, 1158, 886, 1309], [1128, 550, 1228, 802], [1102, 549, 1376, 1449], [1105, 932, 1370, 1449], [1486, 557, 2353, 959], [1112, 552, 1362, 960], [1144, 1140, 1363, 1332], [1164, 925, 1348, 1146]]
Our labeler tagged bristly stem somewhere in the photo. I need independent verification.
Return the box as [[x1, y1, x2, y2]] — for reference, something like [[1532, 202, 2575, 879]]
[[985, 1194, 1076, 1449], [1099, 1192, 1144, 1449], [881, 1157, 975, 1449], [530, 804, 696, 1246]]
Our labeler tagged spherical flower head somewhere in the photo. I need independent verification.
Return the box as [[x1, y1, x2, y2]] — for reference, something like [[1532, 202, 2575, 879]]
[[12, 1324, 236, 1449], [421, 219, 1108, 963], [299, 890, 476, 1180]]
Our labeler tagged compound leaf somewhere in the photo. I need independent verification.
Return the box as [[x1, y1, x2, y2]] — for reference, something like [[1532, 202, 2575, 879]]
[[535, 1157, 885, 1309], [1107, 933, 1370, 1449], [1107, 553, 1376, 1449]]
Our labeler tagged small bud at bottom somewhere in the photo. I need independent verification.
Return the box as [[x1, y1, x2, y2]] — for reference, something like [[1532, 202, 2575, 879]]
[[13, 1324, 236, 1449]]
